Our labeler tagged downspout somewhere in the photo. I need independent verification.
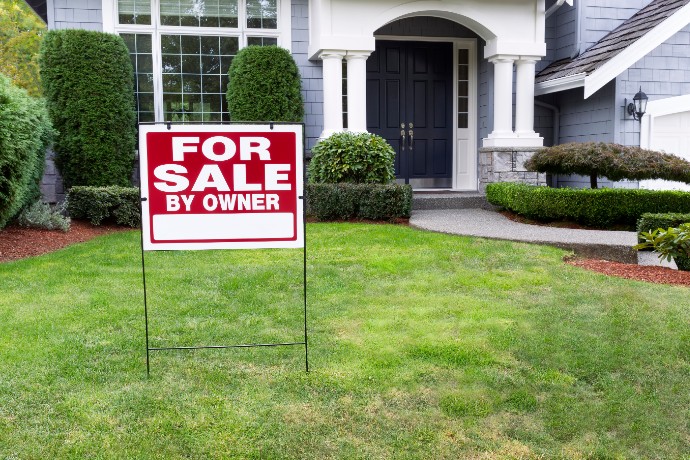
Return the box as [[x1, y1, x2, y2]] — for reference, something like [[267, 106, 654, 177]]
[[571, 0, 583, 58], [535, 100, 560, 187]]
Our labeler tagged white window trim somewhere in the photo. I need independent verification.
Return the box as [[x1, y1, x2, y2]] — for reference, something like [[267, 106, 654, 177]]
[[103, 0, 292, 122]]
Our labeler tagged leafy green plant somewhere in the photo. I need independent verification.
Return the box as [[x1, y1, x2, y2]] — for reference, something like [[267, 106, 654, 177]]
[[0, 74, 53, 229], [39, 29, 136, 187], [636, 212, 690, 245], [227, 45, 304, 122], [67, 186, 140, 227], [634, 224, 690, 271], [308, 132, 395, 184], [486, 182, 690, 228], [525, 142, 690, 189], [306, 183, 411, 221], [17, 201, 70, 232]]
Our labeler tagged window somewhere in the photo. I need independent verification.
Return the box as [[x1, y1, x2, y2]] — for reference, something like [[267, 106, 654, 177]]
[[110, 0, 288, 122]]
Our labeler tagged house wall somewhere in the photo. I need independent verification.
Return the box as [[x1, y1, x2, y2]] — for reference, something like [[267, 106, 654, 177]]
[[291, 0, 323, 152], [541, 0, 577, 73], [50, 0, 103, 31], [615, 24, 690, 147]]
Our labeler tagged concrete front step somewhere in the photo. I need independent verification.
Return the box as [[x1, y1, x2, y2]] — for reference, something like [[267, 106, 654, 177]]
[[412, 191, 494, 210]]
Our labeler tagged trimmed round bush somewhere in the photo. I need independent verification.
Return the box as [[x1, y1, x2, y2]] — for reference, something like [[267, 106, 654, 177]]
[[39, 30, 136, 188], [0, 74, 53, 229], [308, 132, 395, 184], [227, 46, 304, 122], [525, 142, 690, 189]]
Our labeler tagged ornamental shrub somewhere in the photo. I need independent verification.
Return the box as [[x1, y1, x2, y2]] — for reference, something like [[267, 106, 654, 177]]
[[39, 30, 136, 188], [308, 132, 396, 184], [486, 182, 690, 228], [306, 183, 412, 221], [67, 186, 140, 227], [0, 74, 53, 229], [18, 201, 70, 232], [635, 224, 690, 271], [227, 46, 304, 122], [636, 212, 690, 244], [525, 142, 690, 189]]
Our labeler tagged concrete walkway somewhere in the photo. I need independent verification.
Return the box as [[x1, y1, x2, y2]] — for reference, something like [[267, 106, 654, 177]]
[[410, 208, 674, 267]]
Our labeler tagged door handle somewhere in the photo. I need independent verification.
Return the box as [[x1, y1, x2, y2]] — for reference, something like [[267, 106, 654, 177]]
[[400, 123, 406, 151], [408, 123, 414, 150]]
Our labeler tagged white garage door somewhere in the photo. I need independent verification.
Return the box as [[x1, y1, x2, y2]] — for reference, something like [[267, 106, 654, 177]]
[[640, 110, 690, 191]]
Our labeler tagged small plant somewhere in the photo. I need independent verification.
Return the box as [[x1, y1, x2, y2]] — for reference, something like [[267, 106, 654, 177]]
[[17, 201, 70, 232], [308, 132, 395, 184], [67, 186, 140, 227], [634, 224, 690, 271]]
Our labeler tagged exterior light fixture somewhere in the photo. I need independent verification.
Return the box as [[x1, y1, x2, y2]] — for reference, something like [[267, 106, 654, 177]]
[[626, 87, 648, 121]]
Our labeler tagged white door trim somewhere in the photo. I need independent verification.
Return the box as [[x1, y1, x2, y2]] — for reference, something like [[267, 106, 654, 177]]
[[374, 35, 478, 190]]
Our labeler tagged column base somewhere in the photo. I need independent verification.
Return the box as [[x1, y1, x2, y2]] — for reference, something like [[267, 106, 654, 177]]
[[478, 146, 547, 192], [482, 136, 543, 148]]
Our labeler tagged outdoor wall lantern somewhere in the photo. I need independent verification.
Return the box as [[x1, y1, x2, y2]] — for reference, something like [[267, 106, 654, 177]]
[[626, 87, 648, 121]]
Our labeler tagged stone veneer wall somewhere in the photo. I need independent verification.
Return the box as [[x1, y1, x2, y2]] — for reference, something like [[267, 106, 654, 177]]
[[478, 147, 547, 192]]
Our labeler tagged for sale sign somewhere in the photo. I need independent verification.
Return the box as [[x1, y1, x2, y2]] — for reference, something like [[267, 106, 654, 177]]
[[139, 124, 304, 251]]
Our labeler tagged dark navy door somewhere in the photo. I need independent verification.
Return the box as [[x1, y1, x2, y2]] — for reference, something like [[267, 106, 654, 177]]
[[366, 40, 453, 187]]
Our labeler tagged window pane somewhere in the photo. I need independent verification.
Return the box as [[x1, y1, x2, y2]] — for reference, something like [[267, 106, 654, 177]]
[[118, 0, 151, 25], [246, 0, 277, 29], [246, 36, 277, 46], [160, 0, 239, 28], [162, 34, 234, 122], [121, 33, 154, 124]]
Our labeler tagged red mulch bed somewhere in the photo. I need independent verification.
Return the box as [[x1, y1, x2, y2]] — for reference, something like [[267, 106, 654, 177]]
[[0, 220, 130, 263], [1, 221, 688, 287]]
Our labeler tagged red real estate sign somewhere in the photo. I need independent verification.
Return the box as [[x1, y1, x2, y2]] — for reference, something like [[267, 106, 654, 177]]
[[139, 124, 304, 251]]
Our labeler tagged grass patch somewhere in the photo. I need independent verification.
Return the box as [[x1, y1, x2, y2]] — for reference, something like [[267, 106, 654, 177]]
[[0, 223, 689, 458]]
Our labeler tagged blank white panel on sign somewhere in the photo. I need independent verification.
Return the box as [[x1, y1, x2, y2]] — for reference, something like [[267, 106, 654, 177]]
[[153, 213, 295, 241]]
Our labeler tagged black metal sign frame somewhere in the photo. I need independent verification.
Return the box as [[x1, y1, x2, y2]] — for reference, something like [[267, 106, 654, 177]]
[[138, 122, 308, 375]]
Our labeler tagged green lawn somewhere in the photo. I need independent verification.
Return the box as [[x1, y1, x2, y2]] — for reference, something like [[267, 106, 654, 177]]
[[1, 223, 689, 459]]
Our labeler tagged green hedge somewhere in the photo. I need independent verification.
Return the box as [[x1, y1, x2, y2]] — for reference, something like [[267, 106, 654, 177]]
[[227, 46, 304, 122], [486, 182, 690, 228], [67, 186, 140, 227], [39, 30, 136, 188], [0, 74, 53, 229], [306, 183, 412, 221]]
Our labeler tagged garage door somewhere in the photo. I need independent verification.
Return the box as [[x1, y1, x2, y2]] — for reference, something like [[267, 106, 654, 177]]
[[640, 110, 690, 191]]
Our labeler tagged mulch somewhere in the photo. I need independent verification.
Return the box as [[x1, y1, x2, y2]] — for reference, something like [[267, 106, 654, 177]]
[[1, 221, 689, 287]]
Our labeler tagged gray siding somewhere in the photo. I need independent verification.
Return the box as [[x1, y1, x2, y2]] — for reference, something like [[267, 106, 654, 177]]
[[557, 81, 616, 144], [291, 0, 323, 152], [580, 0, 653, 53], [51, 0, 103, 31], [541, 0, 578, 72], [615, 24, 690, 146]]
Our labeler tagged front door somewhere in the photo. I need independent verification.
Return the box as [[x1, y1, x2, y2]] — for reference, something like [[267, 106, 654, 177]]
[[366, 40, 454, 188]]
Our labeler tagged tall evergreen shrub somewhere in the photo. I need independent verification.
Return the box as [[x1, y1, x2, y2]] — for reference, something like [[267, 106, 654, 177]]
[[227, 46, 304, 122], [0, 74, 53, 229], [39, 30, 136, 187]]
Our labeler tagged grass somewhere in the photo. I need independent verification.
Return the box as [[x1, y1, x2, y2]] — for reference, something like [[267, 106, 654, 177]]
[[0, 223, 689, 459]]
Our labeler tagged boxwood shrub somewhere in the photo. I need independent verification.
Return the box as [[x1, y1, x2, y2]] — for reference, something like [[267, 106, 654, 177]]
[[306, 183, 412, 221], [39, 30, 136, 187], [227, 46, 304, 122], [308, 132, 396, 184], [67, 186, 140, 227], [486, 182, 690, 228], [0, 74, 53, 229]]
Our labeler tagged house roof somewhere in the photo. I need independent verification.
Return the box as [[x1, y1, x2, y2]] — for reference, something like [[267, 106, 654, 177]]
[[536, 0, 690, 97], [23, 0, 47, 24]]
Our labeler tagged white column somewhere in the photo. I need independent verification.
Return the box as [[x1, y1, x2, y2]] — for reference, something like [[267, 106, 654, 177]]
[[345, 51, 371, 133], [319, 50, 346, 138], [488, 57, 515, 140], [515, 58, 540, 140]]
